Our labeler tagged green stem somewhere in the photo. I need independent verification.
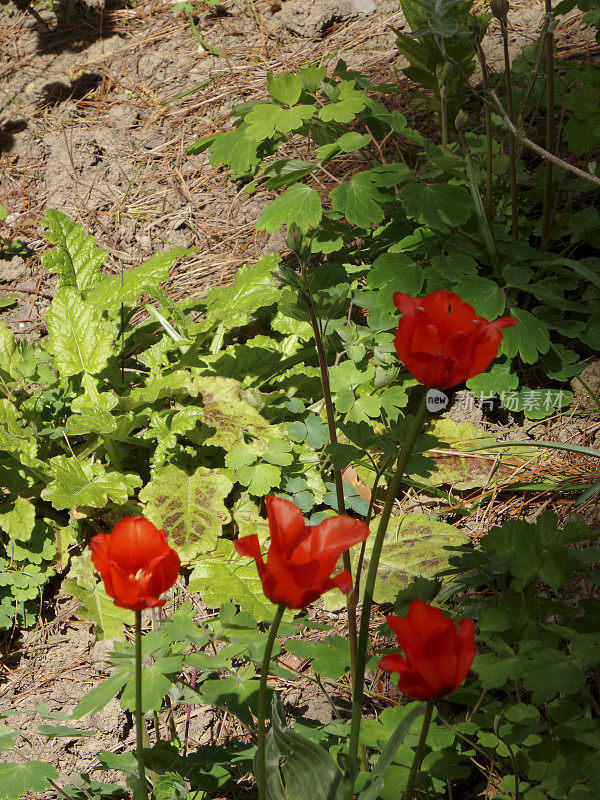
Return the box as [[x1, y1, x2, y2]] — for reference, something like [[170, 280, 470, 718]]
[[541, 0, 555, 247], [485, 103, 493, 222], [257, 604, 285, 800], [348, 391, 429, 766], [439, 79, 448, 151], [302, 284, 358, 685], [402, 700, 434, 800], [135, 611, 149, 800], [501, 17, 519, 240]]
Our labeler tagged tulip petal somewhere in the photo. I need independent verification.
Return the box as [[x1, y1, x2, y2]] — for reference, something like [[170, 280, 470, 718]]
[[292, 516, 369, 570], [378, 654, 407, 673], [108, 517, 167, 573], [393, 292, 422, 317], [266, 495, 306, 554], [142, 548, 181, 599]]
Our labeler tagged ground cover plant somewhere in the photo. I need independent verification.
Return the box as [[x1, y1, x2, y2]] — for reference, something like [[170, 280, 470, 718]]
[[1, 0, 600, 798]]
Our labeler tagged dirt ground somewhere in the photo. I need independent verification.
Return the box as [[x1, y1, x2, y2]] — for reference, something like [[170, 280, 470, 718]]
[[1, 0, 599, 796]]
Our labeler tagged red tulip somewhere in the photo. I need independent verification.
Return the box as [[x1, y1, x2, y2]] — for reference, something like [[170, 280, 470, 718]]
[[393, 290, 517, 389], [379, 600, 475, 700], [90, 516, 180, 611], [235, 496, 370, 609]]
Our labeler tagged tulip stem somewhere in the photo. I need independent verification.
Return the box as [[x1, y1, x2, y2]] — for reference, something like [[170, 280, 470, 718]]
[[402, 700, 434, 800], [134, 610, 149, 800], [301, 280, 359, 686], [348, 391, 429, 770], [257, 603, 285, 800]]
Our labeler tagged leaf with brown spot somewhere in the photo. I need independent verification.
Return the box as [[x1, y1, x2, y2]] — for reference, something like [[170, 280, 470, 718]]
[[139, 465, 233, 561]]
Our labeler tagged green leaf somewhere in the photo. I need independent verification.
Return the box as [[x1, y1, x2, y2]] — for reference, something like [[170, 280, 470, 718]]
[[367, 251, 423, 308], [204, 254, 280, 328], [466, 360, 518, 395], [198, 668, 262, 728], [245, 103, 314, 139], [237, 462, 282, 496], [0, 761, 59, 800], [316, 132, 371, 163], [71, 670, 130, 719], [286, 636, 351, 679], [42, 209, 107, 291], [522, 650, 586, 703], [88, 248, 191, 312], [62, 553, 132, 640], [42, 455, 141, 510], [266, 71, 303, 105], [330, 174, 385, 229], [458, 277, 506, 318], [318, 80, 367, 123], [0, 293, 18, 311], [0, 497, 35, 542], [208, 123, 261, 174], [0, 725, 18, 753], [45, 288, 114, 397], [0, 323, 22, 380], [398, 182, 473, 231], [256, 185, 322, 234], [121, 665, 173, 714], [139, 464, 233, 561], [0, 399, 40, 468], [500, 308, 551, 364], [266, 695, 349, 800], [189, 539, 280, 622]]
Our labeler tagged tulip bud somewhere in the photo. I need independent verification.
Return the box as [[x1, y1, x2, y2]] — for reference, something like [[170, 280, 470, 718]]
[[436, 62, 453, 82], [455, 109, 469, 131], [490, 0, 509, 19]]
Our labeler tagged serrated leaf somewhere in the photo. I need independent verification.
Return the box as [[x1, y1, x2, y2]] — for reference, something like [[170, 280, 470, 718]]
[[45, 288, 114, 397], [88, 248, 191, 312], [316, 132, 371, 163], [66, 407, 118, 436], [323, 512, 469, 610], [237, 462, 282, 496], [266, 71, 303, 105], [245, 103, 314, 140], [318, 81, 367, 123], [500, 307, 551, 364], [0, 323, 22, 380], [330, 174, 385, 229], [0, 725, 17, 753], [189, 539, 280, 621], [367, 252, 423, 309], [458, 277, 506, 318], [522, 650, 586, 703], [204, 254, 280, 328], [139, 465, 232, 561], [42, 209, 107, 291], [42, 455, 141, 510], [398, 182, 473, 230], [121, 665, 173, 714], [0, 761, 59, 800], [257, 185, 322, 235], [0, 399, 39, 467], [62, 552, 132, 640], [0, 497, 35, 542], [466, 360, 518, 395]]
